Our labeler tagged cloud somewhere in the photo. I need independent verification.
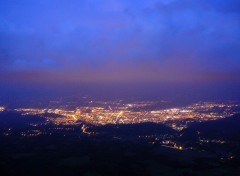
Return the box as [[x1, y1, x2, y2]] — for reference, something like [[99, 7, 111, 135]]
[[0, 0, 240, 83]]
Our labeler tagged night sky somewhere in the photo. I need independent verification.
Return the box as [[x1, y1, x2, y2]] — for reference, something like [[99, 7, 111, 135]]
[[0, 0, 240, 103]]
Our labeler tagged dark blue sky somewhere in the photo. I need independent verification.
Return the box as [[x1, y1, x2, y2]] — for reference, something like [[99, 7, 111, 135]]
[[0, 0, 240, 84]]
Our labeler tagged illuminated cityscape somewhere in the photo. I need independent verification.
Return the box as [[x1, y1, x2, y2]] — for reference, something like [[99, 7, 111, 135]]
[[0, 100, 238, 155], [12, 101, 240, 130], [1, 100, 238, 155], [0, 106, 5, 112]]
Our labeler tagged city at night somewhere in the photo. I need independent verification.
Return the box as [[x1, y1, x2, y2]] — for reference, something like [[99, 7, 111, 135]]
[[0, 0, 240, 176]]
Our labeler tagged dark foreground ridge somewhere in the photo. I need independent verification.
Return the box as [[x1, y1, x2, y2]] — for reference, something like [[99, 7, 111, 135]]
[[0, 112, 240, 176]]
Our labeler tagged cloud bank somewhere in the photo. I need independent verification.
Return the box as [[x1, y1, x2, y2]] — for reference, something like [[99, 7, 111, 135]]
[[0, 0, 240, 83]]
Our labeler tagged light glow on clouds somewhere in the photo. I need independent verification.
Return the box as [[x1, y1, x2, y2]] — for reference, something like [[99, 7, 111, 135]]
[[0, 0, 240, 83]]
